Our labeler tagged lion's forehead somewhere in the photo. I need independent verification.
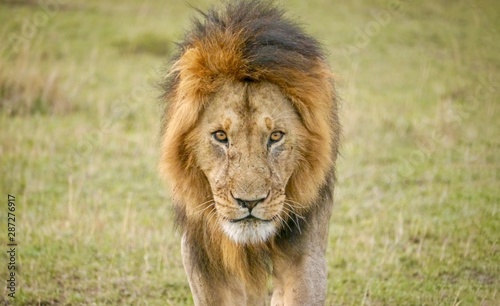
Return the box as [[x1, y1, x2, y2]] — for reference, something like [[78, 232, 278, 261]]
[[204, 81, 298, 132]]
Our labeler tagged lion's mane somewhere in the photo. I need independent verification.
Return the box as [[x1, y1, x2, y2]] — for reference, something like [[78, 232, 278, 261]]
[[160, 0, 340, 293]]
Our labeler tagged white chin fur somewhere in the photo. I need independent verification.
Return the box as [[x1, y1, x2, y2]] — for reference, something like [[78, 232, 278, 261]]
[[221, 220, 277, 244]]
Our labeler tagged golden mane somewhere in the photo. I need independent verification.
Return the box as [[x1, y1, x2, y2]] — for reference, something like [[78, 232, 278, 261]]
[[159, 0, 340, 295]]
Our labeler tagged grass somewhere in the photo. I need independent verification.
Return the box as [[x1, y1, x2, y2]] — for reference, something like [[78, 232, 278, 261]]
[[1, 0, 498, 305]]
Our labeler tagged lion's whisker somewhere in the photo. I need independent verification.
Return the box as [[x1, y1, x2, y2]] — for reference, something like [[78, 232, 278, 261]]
[[280, 207, 303, 234], [283, 202, 306, 221], [282, 202, 307, 234], [277, 214, 293, 233], [193, 198, 216, 211], [205, 209, 219, 226], [283, 210, 302, 234], [195, 202, 215, 215], [284, 199, 306, 209], [194, 200, 214, 210]]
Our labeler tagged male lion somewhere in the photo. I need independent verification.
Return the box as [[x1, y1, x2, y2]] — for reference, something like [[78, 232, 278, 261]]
[[160, 1, 340, 305]]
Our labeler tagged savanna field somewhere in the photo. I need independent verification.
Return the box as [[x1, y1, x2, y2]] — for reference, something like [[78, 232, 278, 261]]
[[0, 0, 498, 305]]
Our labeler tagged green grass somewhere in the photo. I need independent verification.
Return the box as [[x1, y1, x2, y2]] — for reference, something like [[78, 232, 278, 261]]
[[1, 0, 499, 305]]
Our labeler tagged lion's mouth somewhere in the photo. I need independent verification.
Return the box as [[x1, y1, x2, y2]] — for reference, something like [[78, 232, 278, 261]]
[[221, 214, 279, 244], [229, 215, 273, 223]]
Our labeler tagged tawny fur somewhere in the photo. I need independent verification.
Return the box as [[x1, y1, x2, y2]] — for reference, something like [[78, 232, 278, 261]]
[[160, 1, 340, 304]]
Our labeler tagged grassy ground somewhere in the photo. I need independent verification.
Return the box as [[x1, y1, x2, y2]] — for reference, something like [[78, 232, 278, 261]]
[[1, 0, 498, 305]]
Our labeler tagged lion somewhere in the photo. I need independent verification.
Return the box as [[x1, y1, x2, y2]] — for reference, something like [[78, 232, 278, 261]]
[[159, 1, 340, 305]]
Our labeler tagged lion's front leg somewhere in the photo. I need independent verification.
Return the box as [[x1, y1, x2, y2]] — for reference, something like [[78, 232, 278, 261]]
[[181, 234, 246, 305], [181, 235, 256, 306], [271, 252, 328, 306], [271, 193, 333, 306]]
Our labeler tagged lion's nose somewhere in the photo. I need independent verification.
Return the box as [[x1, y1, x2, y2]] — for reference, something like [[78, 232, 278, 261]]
[[235, 197, 266, 212]]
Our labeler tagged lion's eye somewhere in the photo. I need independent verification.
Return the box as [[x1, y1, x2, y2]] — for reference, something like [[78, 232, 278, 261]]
[[269, 131, 284, 143], [213, 130, 228, 143]]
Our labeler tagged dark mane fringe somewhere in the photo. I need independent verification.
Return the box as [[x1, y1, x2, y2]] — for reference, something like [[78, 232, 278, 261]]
[[192, 0, 324, 72], [162, 0, 328, 113]]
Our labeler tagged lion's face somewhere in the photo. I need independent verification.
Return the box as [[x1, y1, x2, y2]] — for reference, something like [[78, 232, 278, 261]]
[[190, 81, 307, 244]]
